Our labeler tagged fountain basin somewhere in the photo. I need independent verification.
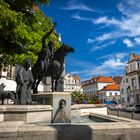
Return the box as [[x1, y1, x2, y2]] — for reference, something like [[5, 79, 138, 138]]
[[0, 117, 140, 140], [0, 104, 140, 140], [0, 93, 140, 140]]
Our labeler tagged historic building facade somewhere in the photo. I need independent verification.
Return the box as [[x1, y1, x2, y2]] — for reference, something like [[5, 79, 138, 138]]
[[82, 76, 115, 97], [64, 73, 81, 92], [98, 84, 120, 104], [120, 53, 140, 105]]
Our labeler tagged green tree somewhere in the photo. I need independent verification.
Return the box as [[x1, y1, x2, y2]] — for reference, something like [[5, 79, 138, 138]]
[[0, 0, 60, 68]]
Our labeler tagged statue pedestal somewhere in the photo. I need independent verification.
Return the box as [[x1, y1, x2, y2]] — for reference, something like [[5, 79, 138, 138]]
[[32, 92, 71, 123], [0, 105, 52, 123]]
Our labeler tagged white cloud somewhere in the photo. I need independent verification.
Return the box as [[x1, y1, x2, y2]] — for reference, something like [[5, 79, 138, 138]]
[[87, 38, 95, 43], [117, 0, 140, 17], [89, 0, 140, 44], [71, 13, 91, 21], [104, 59, 126, 68], [116, 53, 128, 59], [70, 53, 127, 80], [61, 1, 95, 12], [95, 32, 119, 42], [93, 16, 120, 25], [123, 38, 134, 47], [134, 37, 140, 44], [88, 58, 127, 76], [93, 15, 140, 38], [90, 41, 116, 52], [97, 52, 128, 60], [69, 0, 140, 46]]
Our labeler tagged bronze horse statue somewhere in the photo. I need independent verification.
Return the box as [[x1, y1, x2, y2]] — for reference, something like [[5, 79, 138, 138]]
[[32, 44, 74, 93]]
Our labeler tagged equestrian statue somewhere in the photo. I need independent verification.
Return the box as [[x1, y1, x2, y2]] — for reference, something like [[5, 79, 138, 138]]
[[32, 43, 74, 93]]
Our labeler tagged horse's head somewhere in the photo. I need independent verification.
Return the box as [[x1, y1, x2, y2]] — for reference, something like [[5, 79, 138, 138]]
[[61, 44, 75, 55]]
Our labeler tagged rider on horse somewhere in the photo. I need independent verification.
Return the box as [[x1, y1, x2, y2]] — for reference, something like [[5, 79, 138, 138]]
[[32, 22, 57, 93]]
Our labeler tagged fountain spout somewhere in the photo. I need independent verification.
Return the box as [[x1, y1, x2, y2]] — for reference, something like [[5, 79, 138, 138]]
[[52, 98, 71, 123], [59, 99, 66, 109]]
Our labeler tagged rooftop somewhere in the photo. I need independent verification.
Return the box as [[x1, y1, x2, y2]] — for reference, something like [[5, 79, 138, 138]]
[[100, 84, 120, 91], [92, 76, 115, 83], [82, 76, 115, 87]]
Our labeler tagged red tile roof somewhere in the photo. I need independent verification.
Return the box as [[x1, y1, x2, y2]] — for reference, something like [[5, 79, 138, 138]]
[[135, 55, 140, 61], [82, 80, 94, 87], [82, 76, 115, 87], [100, 84, 120, 91], [92, 76, 115, 83], [128, 54, 140, 63], [113, 76, 122, 84], [73, 74, 80, 81]]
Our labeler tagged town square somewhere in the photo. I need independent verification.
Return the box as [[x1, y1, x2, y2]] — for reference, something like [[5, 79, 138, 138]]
[[0, 0, 140, 140]]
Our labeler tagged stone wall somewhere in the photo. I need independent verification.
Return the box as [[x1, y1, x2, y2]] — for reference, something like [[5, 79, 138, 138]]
[[0, 121, 140, 140], [0, 105, 52, 123]]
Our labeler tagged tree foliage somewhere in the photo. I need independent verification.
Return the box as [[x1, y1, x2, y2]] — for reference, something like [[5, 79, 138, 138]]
[[0, 0, 60, 66]]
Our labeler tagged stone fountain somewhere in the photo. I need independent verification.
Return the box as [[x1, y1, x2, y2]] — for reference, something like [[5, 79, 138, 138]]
[[32, 92, 71, 123]]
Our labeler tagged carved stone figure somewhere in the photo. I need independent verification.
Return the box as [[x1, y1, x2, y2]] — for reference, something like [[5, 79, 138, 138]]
[[0, 83, 18, 105], [32, 44, 74, 93], [32, 22, 57, 93], [16, 58, 33, 104]]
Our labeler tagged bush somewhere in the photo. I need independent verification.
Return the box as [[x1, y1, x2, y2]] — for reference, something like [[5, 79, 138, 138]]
[[71, 92, 100, 104]]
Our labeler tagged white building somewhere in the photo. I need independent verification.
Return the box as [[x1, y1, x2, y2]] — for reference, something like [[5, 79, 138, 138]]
[[120, 53, 140, 105], [64, 73, 81, 92], [98, 84, 120, 104], [82, 76, 115, 97], [82, 80, 94, 97], [120, 76, 134, 105]]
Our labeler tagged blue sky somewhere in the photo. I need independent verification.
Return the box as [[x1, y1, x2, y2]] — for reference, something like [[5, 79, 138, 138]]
[[40, 0, 140, 81]]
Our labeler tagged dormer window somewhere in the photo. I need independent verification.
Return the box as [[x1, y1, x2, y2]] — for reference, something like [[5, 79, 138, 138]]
[[137, 63, 140, 69]]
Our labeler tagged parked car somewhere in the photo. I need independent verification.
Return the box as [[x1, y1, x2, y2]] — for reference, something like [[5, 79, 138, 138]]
[[107, 104, 120, 110], [124, 104, 140, 112], [107, 104, 126, 111], [107, 105, 117, 110]]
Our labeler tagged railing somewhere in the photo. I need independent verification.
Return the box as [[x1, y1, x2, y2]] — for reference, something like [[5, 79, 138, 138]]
[[107, 108, 139, 120]]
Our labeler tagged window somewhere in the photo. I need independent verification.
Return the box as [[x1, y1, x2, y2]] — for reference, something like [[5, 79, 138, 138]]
[[121, 89, 124, 94], [136, 94, 140, 103], [109, 92, 112, 96], [137, 63, 140, 69], [126, 78, 128, 83], [122, 98, 125, 103], [130, 64, 133, 71], [115, 92, 118, 96], [118, 99, 121, 103], [127, 95, 130, 103], [139, 76, 140, 89], [68, 79, 70, 83], [131, 78, 136, 89]]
